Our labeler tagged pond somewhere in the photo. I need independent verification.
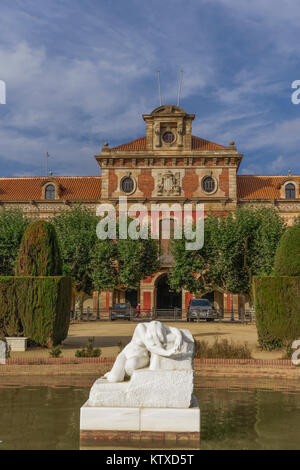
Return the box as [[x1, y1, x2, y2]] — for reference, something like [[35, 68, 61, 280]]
[[0, 379, 300, 450]]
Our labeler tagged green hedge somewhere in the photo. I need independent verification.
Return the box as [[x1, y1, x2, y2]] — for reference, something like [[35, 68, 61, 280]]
[[273, 225, 300, 276], [0, 276, 72, 347], [253, 276, 300, 350]]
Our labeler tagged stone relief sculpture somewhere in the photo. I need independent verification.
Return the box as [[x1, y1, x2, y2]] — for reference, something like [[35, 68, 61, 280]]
[[154, 122, 161, 147], [157, 170, 181, 196], [177, 121, 184, 146]]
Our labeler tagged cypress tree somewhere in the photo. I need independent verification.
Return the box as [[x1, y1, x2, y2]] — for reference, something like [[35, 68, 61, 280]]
[[16, 220, 62, 276]]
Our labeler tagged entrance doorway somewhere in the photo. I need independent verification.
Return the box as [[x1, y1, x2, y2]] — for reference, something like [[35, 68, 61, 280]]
[[125, 289, 138, 308], [156, 274, 182, 309], [203, 291, 214, 303]]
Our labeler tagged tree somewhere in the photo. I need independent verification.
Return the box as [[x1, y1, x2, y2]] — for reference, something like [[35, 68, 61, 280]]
[[16, 220, 62, 276], [91, 218, 160, 295], [169, 206, 286, 297], [0, 209, 30, 276], [51, 206, 99, 312], [1, 219, 72, 346]]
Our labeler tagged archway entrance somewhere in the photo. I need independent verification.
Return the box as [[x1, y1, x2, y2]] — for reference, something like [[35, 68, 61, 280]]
[[156, 274, 182, 309], [125, 289, 138, 308], [203, 291, 214, 303]]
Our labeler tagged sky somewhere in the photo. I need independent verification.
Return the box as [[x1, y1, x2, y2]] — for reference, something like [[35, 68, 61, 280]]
[[0, 0, 300, 177]]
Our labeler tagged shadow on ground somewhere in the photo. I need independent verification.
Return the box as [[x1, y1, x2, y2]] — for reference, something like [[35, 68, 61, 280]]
[[62, 336, 132, 349]]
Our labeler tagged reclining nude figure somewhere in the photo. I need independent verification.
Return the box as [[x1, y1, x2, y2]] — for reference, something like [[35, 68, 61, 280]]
[[103, 321, 184, 383]]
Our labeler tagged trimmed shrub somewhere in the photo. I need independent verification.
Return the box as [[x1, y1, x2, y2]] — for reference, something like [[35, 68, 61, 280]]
[[75, 337, 102, 357], [0, 276, 72, 347], [16, 220, 62, 276], [253, 276, 300, 350], [273, 225, 300, 276], [194, 337, 252, 359], [0, 278, 22, 337], [49, 345, 63, 358]]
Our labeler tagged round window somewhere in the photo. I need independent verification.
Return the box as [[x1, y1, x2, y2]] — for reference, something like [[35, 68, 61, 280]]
[[202, 177, 215, 193], [162, 131, 175, 144], [121, 177, 134, 193]]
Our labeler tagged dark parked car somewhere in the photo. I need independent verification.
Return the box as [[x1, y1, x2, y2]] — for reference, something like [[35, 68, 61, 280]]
[[110, 303, 132, 321], [187, 299, 217, 322]]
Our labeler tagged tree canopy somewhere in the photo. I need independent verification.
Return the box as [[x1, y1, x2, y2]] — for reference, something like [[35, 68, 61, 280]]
[[52, 207, 160, 299], [169, 206, 286, 296], [91, 218, 160, 293], [0, 209, 30, 276], [51, 205, 99, 295]]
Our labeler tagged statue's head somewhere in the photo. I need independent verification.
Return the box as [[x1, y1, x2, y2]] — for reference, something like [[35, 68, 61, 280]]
[[146, 321, 167, 347]]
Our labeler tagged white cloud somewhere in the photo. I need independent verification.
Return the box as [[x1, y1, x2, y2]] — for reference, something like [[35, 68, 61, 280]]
[[0, 0, 299, 176]]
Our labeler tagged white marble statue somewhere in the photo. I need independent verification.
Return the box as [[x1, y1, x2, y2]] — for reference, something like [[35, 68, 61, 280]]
[[82, 321, 199, 435], [88, 321, 195, 408], [103, 321, 191, 382]]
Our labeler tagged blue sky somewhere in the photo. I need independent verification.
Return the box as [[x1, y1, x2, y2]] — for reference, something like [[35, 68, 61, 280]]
[[0, 0, 300, 177]]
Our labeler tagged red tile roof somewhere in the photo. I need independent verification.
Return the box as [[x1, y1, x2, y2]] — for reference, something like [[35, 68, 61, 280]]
[[191, 136, 227, 150], [0, 176, 102, 200], [237, 175, 300, 199], [111, 137, 147, 151], [110, 135, 227, 151], [1, 173, 298, 202]]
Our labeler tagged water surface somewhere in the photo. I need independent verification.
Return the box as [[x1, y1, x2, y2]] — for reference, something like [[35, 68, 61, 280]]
[[0, 381, 300, 450]]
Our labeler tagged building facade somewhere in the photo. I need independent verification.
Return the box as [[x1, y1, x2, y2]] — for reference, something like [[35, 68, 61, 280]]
[[1, 104, 300, 317]]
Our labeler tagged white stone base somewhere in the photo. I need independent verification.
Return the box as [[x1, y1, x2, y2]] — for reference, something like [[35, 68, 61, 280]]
[[88, 368, 194, 408], [80, 395, 200, 433], [5, 337, 28, 352]]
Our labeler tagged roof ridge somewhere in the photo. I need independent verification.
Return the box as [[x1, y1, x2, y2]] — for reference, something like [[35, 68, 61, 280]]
[[191, 135, 226, 150], [0, 176, 102, 179], [237, 174, 300, 177], [111, 136, 147, 150], [110, 134, 226, 150]]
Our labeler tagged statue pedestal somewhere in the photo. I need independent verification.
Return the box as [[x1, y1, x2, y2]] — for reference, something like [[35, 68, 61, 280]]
[[80, 395, 200, 448], [79, 322, 200, 448]]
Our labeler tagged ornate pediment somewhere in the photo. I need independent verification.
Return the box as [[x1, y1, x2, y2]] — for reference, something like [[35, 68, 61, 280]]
[[151, 105, 187, 115]]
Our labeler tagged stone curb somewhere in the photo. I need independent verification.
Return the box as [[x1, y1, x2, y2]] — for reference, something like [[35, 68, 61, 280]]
[[3, 357, 294, 367]]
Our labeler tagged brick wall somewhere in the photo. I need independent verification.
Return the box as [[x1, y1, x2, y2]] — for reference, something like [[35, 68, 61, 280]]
[[108, 169, 118, 196], [138, 169, 154, 198], [219, 168, 229, 197], [182, 169, 199, 198]]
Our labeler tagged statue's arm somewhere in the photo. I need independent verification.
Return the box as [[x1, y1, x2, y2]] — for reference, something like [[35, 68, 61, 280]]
[[166, 326, 183, 352], [144, 342, 177, 357]]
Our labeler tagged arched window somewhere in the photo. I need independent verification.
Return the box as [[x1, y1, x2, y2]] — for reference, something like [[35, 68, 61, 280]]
[[45, 184, 55, 200], [285, 183, 296, 199]]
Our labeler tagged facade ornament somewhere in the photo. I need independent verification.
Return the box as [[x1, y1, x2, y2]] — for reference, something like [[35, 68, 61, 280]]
[[177, 121, 184, 146], [157, 170, 181, 196], [154, 122, 161, 147]]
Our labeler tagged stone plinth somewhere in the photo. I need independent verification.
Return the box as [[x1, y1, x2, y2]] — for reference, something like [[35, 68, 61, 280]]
[[80, 396, 200, 446], [88, 368, 193, 408], [79, 321, 199, 447], [5, 337, 28, 352]]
